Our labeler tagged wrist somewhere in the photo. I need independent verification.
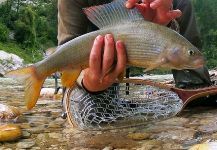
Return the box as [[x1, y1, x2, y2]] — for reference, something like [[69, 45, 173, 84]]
[[81, 79, 105, 94]]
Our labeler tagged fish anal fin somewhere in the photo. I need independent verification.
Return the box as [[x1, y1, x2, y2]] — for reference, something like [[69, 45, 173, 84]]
[[61, 69, 81, 88]]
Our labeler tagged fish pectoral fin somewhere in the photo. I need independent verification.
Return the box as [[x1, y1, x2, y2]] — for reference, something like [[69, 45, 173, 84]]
[[61, 69, 82, 88], [144, 57, 168, 72]]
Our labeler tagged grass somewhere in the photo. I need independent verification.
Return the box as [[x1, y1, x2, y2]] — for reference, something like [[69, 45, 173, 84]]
[[0, 41, 43, 63]]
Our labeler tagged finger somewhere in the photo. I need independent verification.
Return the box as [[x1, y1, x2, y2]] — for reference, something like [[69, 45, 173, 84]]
[[143, 0, 154, 4], [167, 9, 182, 20], [150, 0, 172, 9], [89, 35, 104, 75], [102, 34, 115, 75], [135, 3, 148, 11], [113, 41, 127, 77], [126, 0, 139, 8]]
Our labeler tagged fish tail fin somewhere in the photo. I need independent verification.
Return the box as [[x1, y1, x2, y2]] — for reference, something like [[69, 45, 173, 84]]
[[5, 66, 46, 110]]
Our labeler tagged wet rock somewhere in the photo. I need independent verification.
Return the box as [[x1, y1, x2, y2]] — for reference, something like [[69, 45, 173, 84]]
[[199, 117, 217, 125], [48, 118, 65, 129], [0, 104, 21, 121], [27, 126, 45, 134], [153, 129, 195, 141], [145, 124, 182, 133], [21, 131, 31, 138], [162, 141, 182, 150], [40, 88, 62, 99], [188, 141, 217, 150], [31, 147, 41, 150], [16, 139, 35, 149], [0, 124, 22, 142], [48, 132, 63, 139], [127, 133, 150, 140], [102, 146, 113, 150], [15, 115, 27, 123], [198, 122, 217, 133], [37, 133, 49, 142], [210, 132, 217, 139], [19, 123, 31, 129], [158, 117, 189, 126], [0, 50, 24, 75], [3, 148, 12, 150], [71, 148, 91, 150], [138, 140, 163, 150]]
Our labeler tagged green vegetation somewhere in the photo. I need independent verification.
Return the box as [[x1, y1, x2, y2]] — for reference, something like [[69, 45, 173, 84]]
[[0, 42, 43, 63], [0, 23, 9, 42], [193, 0, 217, 69], [0, 0, 57, 63], [0, 0, 216, 70]]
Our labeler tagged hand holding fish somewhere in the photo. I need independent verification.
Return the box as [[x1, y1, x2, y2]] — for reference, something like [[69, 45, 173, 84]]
[[126, 0, 182, 25], [82, 34, 127, 92]]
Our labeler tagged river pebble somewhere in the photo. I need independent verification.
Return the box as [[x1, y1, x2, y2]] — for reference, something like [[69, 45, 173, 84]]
[[138, 140, 163, 150], [16, 139, 35, 149], [127, 133, 150, 140], [0, 124, 22, 142], [21, 131, 31, 138], [102, 146, 113, 150]]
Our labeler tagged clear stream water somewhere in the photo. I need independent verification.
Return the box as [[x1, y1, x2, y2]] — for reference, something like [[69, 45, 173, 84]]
[[1, 77, 217, 150]]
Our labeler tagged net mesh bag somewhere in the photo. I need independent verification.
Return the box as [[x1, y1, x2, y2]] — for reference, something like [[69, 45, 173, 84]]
[[64, 81, 183, 130]]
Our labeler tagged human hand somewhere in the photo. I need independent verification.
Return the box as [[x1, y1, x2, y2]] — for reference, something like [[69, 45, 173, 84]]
[[126, 0, 182, 25], [82, 34, 127, 92]]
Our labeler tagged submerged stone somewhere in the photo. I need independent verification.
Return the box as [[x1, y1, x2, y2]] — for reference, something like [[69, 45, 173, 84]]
[[0, 103, 21, 121], [0, 124, 22, 142]]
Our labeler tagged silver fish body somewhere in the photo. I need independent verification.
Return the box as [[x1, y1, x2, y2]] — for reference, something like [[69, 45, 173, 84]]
[[35, 21, 204, 76]]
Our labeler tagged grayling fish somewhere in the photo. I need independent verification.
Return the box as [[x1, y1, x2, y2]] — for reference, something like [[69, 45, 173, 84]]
[[5, 0, 204, 110]]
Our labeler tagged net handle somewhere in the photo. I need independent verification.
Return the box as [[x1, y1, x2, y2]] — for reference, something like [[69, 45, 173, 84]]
[[118, 78, 173, 90]]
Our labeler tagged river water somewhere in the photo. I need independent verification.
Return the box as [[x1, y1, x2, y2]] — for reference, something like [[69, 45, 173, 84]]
[[1, 77, 217, 150]]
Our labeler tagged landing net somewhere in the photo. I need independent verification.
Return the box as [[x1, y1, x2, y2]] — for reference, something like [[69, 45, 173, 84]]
[[64, 82, 183, 130]]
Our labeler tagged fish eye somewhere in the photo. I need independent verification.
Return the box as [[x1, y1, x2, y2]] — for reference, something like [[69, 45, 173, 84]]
[[188, 50, 195, 56]]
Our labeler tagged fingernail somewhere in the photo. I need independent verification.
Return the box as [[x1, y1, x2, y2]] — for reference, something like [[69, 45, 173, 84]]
[[150, 3, 157, 9], [96, 35, 103, 42], [105, 34, 113, 41], [125, 2, 131, 8], [117, 41, 124, 49]]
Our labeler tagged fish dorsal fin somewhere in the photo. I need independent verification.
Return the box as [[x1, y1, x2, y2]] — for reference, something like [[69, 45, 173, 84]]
[[83, 0, 144, 29]]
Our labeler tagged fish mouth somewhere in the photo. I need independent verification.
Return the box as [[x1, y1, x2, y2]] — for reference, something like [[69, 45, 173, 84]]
[[192, 58, 205, 69], [178, 58, 204, 70]]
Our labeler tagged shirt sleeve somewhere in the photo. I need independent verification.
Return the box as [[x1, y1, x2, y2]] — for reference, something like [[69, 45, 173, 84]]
[[57, 0, 89, 45]]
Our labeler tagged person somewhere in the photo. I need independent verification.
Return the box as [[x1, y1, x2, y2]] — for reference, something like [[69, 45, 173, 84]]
[[58, 0, 211, 92], [57, 0, 213, 126]]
